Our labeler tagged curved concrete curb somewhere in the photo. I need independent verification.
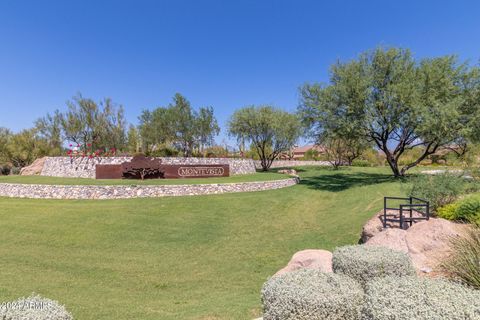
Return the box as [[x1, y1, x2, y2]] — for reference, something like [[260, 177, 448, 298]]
[[0, 177, 299, 200]]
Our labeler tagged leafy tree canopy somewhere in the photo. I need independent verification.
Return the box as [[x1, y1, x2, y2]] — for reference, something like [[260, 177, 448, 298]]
[[138, 93, 220, 157], [299, 47, 480, 176], [228, 105, 301, 171]]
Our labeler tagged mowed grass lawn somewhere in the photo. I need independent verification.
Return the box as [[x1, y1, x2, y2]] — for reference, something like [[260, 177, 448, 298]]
[[0, 166, 405, 319]]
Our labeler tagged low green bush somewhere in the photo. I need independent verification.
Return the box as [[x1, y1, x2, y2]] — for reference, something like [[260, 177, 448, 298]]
[[332, 245, 415, 286], [362, 276, 480, 320], [0, 294, 73, 320], [437, 203, 460, 220], [438, 194, 480, 223], [351, 159, 371, 167], [442, 225, 480, 289], [408, 173, 470, 212], [261, 269, 364, 320]]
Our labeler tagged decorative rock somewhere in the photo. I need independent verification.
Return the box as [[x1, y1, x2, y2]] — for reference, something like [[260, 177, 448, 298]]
[[421, 267, 433, 273], [404, 218, 465, 272], [361, 209, 426, 243], [365, 218, 467, 274], [20, 157, 46, 175], [365, 228, 409, 254], [277, 169, 298, 176], [274, 249, 333, 276]]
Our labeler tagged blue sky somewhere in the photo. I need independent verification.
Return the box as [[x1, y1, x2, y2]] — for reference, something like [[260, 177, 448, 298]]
[[1, 0, 479, 146]]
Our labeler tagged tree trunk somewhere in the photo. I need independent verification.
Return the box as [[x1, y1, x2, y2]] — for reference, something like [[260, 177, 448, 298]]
[[385, 155, 402, 178]]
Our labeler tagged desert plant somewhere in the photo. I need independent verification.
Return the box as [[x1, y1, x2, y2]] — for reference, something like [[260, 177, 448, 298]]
[[438, 194, 480, 223], [261, 269, 364, 320], [408, 173, 468, 212], [332, 245, 415, 286], [0, 294, 73, 320], [0, 164, 11, 175], [437, 203, 460, 220], [10, 166, 21, 175], [442, 225, 480, 289], [362, 276, 480, 319], [351, 159, 371, 167]]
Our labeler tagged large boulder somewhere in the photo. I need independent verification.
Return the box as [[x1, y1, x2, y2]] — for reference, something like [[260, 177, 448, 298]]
[[365, 228, 408, 254], [365, 218, 467, 274], [274, 249, 333, 276], [20, 157, 46, 175], [361, 209, 425, 243]]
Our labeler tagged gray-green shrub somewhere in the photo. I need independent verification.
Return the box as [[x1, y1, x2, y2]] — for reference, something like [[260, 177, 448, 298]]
[[0, 294, 72, 320], [332, 245, 415, 286], [408, 173, 471, 212], [11, 166, 21, 175], [362, 276, 480, 320], [261, 269, 364, 320]]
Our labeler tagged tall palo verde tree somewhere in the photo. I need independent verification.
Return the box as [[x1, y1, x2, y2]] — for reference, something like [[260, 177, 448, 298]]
[[299, 47, 480, 177], [228, 105, 301, 171]]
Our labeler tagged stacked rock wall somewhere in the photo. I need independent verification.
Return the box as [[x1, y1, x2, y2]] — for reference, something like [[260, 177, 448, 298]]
[[0, 178, 299, 199], [40, 157, 256, 178]]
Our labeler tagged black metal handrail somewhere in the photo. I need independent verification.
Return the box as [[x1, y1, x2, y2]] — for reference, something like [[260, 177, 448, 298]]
[[383, 196, 430, 229]]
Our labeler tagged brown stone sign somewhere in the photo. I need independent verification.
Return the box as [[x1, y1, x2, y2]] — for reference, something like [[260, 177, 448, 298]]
[[95, 156, 230, 179]]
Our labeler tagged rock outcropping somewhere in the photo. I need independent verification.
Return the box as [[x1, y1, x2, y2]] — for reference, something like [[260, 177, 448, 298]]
[[274, 249, 333, 276], [365, 218, 467, 274], [20, 157, 46, 175]]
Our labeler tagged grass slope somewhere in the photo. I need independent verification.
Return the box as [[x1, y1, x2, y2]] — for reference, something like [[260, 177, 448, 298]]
[[0, 167, 403, 319], [0, 171, 284, 185]]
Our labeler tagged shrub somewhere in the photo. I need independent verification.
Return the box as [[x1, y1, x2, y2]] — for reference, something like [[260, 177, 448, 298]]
[[362, 276, 480, 320], [437, 203, 460, 220], [408, 173, 468, 212], [332, 245, 415, 286], [0, 164, 11, 175], [261, 269, 364, 320], [0, 294, 73, 320], [442, 225, 480, 289], [11, 166, 21, 175], [438, 194, 480, 223], [351, 159, 371, 167], [456, 197, 480, 222]]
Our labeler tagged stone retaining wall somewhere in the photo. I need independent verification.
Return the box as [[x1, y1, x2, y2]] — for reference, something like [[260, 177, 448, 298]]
[[0, 178, 299, 199], [41, 157, 256, 179], [254, 160, 330, 169]]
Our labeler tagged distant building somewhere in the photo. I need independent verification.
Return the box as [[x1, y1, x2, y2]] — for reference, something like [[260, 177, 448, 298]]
[[280, 145, 326, 160]]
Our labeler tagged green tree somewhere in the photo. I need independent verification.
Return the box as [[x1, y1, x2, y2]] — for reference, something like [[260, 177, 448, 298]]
[[60, 94, 126, 152], [127, 125, 141, 154], [196, 106, 220, 155], [5, 129, 51, 168], [299, 47, 480, 177], [138, 93, 219, 157], [228, 105, 301, 171], [0, 127, 12, 164], [34, 109, 63, 155]]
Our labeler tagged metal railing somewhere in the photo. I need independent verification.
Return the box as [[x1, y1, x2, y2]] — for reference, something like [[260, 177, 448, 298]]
[[383, 196, 430, 230]]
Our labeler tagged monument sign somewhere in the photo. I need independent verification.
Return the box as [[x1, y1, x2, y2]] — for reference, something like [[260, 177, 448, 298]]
[[95, 155, 230, 179]]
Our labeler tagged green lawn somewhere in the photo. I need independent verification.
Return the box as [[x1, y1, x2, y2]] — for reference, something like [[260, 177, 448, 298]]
[[0, 171, 285, 185], [0, 166, 405, 319]]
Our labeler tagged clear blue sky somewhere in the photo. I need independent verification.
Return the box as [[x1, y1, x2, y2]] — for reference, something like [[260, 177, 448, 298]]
[[1, 0, 479, 145]]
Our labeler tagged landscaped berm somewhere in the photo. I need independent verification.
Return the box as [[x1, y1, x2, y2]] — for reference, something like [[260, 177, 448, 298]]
[[0, 166, 402, 319]]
